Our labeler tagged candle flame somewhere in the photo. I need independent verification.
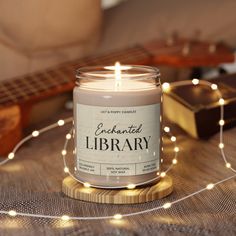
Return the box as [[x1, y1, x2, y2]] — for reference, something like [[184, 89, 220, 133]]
[[114, 62, 121, 90], [115, 62, 121, 81], [104, 63, 131, 71], [104, 62, 132, 90]]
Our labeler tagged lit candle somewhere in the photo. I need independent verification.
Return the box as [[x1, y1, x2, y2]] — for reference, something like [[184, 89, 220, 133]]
[[73, 63, 162, 188]]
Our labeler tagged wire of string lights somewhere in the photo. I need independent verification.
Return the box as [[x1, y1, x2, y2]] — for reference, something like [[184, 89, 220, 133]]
[[0, 79, 235, 221]]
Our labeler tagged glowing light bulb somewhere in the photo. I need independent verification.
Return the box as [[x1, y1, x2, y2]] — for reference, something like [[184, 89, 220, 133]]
[[218, 143, 224, 149], [206, 183, 214, 190], [61, 150, 67, 155], [64, 167, 69, 173], [113, 214, 122, 220], [8, 210, 17, 216], [83, 182, 91, 188], [226, 163, 231, 168], [66, 134, 72, 140], [164, 126, 170, 133], [192, 78, 199, 85], [162, 82, 170, 92], [172, 159, 177, 164], [160, 172, 166, 178], [219, 120, 225, 126], [61, 215, 70, 221], [32, 131, 39, 137], [171, 136, 176, 142], [127, 184, 136, 189], [211, 84, 218, 90], [163, 202, 172, 209], [58, 120, 65, 126], [8, 152, 15, 160], [174, 147, 179, 152], [219, 98, 225, 105]]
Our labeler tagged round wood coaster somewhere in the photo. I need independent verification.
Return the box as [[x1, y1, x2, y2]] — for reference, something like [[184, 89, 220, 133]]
[[62, 176, 173, 204]]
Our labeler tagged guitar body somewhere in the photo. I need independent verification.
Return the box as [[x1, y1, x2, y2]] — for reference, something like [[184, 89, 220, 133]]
[[0, 105, 22, 156], [0, 94, 69, 156]]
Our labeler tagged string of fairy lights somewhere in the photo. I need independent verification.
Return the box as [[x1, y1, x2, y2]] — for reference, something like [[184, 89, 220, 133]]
[[61, 124, 178, 190], [0, 79, 235, 221]]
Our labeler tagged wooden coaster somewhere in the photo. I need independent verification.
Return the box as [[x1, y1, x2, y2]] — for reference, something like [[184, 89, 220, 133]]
[[62, 176, 173, 204]]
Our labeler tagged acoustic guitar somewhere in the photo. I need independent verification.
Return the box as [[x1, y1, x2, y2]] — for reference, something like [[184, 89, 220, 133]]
[[0, 38, 234, 156]]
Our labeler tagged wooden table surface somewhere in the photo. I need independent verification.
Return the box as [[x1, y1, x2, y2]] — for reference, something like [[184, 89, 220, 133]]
[[0, 109, 235, 236]]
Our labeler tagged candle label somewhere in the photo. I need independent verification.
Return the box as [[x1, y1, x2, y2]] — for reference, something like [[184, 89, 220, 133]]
[[76, 103, 160, 176]]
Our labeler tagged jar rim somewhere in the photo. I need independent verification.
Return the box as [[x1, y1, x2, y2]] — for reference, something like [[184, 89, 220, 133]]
[[76, 65, 160, 80]]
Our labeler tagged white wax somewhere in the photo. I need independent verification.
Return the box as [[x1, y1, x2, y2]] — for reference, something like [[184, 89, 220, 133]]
[[80, 79, 157, 91], [75, 79, 161, 106], [73, 78, 162, 187]]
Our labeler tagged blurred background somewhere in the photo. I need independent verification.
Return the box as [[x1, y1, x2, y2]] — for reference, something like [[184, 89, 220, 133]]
[[1, 0, 236, 81]]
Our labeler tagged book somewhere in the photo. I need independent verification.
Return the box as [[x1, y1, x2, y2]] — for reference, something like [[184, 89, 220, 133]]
[[163, 73, 236, 138]]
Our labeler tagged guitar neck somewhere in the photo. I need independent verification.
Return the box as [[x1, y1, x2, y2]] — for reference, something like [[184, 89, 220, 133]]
[[0, 45, 151, 107], [0, 38, 234, 107]]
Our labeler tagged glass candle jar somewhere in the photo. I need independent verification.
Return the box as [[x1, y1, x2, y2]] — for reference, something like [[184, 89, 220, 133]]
[[73, 64, 162, 188]]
